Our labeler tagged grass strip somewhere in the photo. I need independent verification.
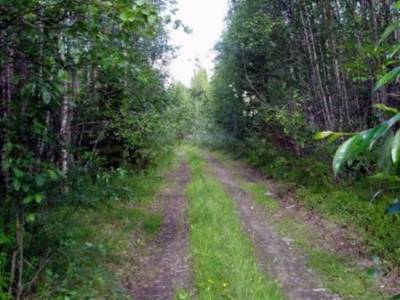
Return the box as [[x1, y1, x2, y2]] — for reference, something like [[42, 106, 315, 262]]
[[185, 146, 283, 300]]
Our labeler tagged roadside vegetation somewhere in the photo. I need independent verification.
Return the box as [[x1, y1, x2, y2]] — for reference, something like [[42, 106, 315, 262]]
[[0, 0, 196, 297], [202, 1, 400, 293], [28, 153, 174, 299]]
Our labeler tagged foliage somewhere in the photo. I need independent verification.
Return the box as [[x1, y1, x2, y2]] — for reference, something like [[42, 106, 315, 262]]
[[210, 0, 396, 156], [31, 151, 173, 299], [317, 8, 400, 216], [0, 0, 190, 297], [206, 0, 400, 279]]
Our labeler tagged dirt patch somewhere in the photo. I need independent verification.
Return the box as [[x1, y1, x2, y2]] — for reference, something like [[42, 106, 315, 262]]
[[125, 157, 195, 300], [231, 161, 365, 257], [206, 153, 341, 300]]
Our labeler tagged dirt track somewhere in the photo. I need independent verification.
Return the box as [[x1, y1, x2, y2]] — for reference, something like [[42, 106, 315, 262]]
[[127, 158, 194, 300], [206, 153, 341, 300]]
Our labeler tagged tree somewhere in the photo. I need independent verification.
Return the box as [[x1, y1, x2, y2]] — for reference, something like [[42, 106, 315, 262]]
[[211, 0, 397, 155], [317, 4, 400, 214], [0, 0, 184, 297]]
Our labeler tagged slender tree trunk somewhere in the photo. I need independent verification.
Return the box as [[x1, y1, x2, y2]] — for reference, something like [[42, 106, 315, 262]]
[[60, 74, 71, 175], [300, 4, 334, 129]]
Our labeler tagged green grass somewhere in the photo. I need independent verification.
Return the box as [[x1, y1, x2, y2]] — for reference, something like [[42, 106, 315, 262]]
[[240, 181, 279, 212], [174, 288, 192, 300], [143, 213, 163, 235], [185, 146, 283, 300]]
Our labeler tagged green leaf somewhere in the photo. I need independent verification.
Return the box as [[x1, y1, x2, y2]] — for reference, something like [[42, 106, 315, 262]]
[[26, 213, 36, 223], [389, 293, 400, 300], [369, 173, 400, 183], [331, 116, 400, 177], [391, 129, 400, 164], [314, 131, 350, 143], [327, 134, 342, 143], [12, 179, 21, 192], [12, 168, 24, 178], [378, 130, 394, 172], [48, 169, 61, 180], [35, 174, 46, 187], [120, 9, 136, 22], [23, 195, 34, 204], [314, 131, 334, 140], [34, 193, 44, 204], [333, 134, 366, 177], [0, 230, 10, 245], [378, 21, 400, 45], [331, 122, 399, 176], [373, 104, 399, 115], [369, 190, 384, 204], [41, 89, 52, 104], [388, 43, 400, 59], [368, 114, 400, 149], [22, 184, 30, 193], [375, 66, 400, 90]]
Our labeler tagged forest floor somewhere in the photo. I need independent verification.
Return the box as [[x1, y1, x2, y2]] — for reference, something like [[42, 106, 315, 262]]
[[125, 146, 390, 300]]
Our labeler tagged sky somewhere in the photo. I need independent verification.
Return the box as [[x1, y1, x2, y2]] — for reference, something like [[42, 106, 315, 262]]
[[167, 0, 229, 86]]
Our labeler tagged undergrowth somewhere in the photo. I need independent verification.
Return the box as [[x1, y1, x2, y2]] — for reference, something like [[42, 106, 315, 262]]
[[28, 152, 176, 299]]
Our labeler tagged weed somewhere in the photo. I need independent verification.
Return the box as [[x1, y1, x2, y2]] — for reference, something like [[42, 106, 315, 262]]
[[143, 213, 162, 235], [174, 289, 191, 300]]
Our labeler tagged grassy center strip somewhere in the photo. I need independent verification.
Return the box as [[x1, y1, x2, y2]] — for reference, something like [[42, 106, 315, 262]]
[[185, 146, 283, 300]]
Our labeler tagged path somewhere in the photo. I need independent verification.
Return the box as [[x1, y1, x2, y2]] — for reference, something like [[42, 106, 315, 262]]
[[127, 149, 353, 299], [126, 157, 194, 300], [205, 153, 341, 300]]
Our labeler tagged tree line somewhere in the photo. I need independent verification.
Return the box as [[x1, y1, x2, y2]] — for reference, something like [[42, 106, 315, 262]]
[[0, 0, 193, 298], [211, 0, 400, 154], [208, 0, 400, 281]]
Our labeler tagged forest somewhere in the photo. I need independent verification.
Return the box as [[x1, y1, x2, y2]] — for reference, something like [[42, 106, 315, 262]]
[[1, 0, 400, 299]]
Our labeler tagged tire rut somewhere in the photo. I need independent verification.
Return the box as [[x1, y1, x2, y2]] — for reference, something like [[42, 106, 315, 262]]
[[206, 153, 341, 300], [127, 158, 194, 300]]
